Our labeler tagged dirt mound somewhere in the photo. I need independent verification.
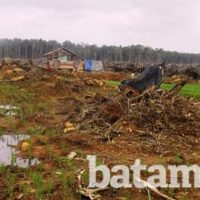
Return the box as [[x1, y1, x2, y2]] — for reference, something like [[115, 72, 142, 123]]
[[76, 71, 126, 81], [0, 63, 28, 81]]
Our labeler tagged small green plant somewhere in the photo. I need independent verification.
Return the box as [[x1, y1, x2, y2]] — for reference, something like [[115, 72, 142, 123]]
[[45, 143, 53, 160], [31, 172, 43, 188], [61, 141, 68, 152], [54, 155, 63, 167], [27, 141, 33, 160], [11, 153, 17, 166], [125, 192, 131, 200], [42, 179, 54, 194], [175, 153, 182, 165], [0, 127, 4, 135], [36, 163, 45, 171], [7, 173, 16, 199], [180, 193, 189, 200], [31, 172, 43, 200], [167, 188, 176, 198], [146, 189, 152, 200], [0, 164, 6, 174], [82, 170, 89, 187], [47, 128, 62, 136], [5, 115, 17, 131], [19, 183, 30, 198], [59, 170, 69, 200], [27, 126, 46, 136]]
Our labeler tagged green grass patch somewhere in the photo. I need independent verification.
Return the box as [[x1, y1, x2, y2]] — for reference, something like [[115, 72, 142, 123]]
[[106, 80, 200, 99], [105, 80, 120, 86], [0, 83, 49, 120], [161, 83, 200, 99]]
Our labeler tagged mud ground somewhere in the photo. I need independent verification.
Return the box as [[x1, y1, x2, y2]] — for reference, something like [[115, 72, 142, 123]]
[[0, 65, 200, 200]]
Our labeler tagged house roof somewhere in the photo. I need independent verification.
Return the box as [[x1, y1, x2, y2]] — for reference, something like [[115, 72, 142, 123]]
[[43, 48, 78, 57]]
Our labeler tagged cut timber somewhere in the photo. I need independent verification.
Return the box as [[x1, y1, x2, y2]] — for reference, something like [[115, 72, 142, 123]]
[[10, 76, 26, 82]]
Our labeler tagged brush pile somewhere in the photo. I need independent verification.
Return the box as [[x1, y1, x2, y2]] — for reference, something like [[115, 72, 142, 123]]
[[77, 89, 200, 142]]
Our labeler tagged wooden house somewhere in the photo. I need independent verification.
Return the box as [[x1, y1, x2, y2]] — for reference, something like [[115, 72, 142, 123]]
[[42, 48, 78, 70]]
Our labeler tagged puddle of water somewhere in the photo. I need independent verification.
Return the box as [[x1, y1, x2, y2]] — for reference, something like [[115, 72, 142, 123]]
[[0, 134, 39, 168], [0, 105, 18, 116]]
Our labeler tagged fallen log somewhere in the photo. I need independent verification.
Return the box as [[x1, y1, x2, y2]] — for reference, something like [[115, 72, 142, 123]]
[[169, 79, 188, 94]]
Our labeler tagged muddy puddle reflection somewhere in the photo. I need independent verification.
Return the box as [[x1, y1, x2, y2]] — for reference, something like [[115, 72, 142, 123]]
[[0, 134, 39, 168]]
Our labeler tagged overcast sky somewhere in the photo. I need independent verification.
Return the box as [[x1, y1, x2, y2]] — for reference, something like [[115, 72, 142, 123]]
[[0, 0, 200, 53]]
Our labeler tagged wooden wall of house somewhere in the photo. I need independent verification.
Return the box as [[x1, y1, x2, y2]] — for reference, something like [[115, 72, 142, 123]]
[[42, 48, 78, 69]]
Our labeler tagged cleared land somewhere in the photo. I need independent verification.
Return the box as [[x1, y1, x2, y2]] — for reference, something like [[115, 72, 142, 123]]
[[0, 65, 200, 200]]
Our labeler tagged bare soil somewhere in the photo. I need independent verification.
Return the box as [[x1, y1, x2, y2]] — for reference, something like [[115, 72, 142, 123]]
[[0, 65, 200, 200]]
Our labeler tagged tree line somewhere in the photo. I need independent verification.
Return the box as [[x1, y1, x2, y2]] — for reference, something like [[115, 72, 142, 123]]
[[0, 38, 200, 64]]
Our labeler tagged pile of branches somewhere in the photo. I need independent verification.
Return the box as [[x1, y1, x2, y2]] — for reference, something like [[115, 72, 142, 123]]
[[78, 89, 200, 140]]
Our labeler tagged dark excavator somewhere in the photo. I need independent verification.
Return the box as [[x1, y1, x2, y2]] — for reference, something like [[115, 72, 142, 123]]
[[119, 63, 165, 96]]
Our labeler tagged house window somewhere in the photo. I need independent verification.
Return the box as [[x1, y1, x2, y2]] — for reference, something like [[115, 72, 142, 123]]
[[58, 56, 68, 62]]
